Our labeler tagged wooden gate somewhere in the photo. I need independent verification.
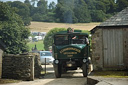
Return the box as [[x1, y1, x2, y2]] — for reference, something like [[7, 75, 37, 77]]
[[103, 29, 124, 68]]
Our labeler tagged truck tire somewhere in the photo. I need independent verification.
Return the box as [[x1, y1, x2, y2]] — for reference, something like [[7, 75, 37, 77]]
[[82, 63, 88, 77], [54, 64, 61, 78]]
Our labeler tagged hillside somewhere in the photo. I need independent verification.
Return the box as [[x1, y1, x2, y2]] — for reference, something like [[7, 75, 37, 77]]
[[28, 22, 100, 32]]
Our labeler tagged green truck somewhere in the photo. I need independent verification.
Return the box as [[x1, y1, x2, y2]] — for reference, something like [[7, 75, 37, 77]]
[[52, 28, 90, 78]]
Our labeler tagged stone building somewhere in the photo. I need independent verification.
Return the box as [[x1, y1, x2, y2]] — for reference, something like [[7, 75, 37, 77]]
[[91, 7, 128, 70], [0, 40, 6, 78]]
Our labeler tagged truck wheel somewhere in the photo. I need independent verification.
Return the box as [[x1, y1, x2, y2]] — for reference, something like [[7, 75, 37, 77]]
[[54, 64, 61, 78], [82, 63, 88, 77]]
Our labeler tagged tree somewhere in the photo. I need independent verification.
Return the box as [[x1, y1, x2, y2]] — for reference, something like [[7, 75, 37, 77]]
[[0, 2, 30, 54], [84, 0, 116, 22], [47, 2, 57, 22], [49, 1, 56, 10], [95, 1, 106, 13], [56, 0, 91, 23], [37, 0, 47, 14], [55, 2, 63, 22], [43, 28, 66, 50], [74, 0, 91, 23], [24, 0, 31, 5], [32, 13, 44, 21], [31, 0, 48, 21], [106, 0, 117, 14], [31, 0, 38, 6], [7, 1, 31, 26], [117, 0, 128, 11], [90, 10, 106, 22], [43, 12, 56, 22], [84, 0, 96, 10], [56, 0, 76, 23]]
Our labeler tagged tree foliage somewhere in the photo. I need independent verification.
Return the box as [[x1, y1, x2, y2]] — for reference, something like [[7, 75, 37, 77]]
[[49, 1, 56, 11], [0, 2, 30, 54], [117, 0, 128, 11], [3, 0, 128, 23], [7, 1, 31, 26], [56, 0, 117, 23], [74, 0, 91, 23], [43, 28, 66, 50]]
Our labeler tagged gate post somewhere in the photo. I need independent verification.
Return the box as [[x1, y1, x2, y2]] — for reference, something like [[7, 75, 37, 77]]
[[30, 55, 34, 81]]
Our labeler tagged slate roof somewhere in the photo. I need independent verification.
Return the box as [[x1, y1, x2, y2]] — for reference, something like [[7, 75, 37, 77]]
[[99, 7, 128, 26]]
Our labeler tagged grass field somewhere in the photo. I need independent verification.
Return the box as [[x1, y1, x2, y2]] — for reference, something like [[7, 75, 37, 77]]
[[27, 40, 44, 51], [28, 21, 100, 32]]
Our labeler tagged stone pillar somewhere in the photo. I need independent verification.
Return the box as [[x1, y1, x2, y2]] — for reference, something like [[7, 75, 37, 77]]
[[0, 49, 3, 79], [30, 55, 34, 81]]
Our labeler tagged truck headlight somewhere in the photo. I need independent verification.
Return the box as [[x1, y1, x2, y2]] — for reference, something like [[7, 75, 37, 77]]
[[55, 60, 59, 64], [83, 59, 86, 63]]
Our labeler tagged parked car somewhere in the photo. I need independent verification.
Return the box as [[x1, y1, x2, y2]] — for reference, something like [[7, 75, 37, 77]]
[[39, 51, 54, 64]]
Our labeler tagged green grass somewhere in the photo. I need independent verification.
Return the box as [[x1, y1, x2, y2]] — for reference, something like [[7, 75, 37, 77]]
[[92, 71, 128, 78], [27, 40, 44, 51]]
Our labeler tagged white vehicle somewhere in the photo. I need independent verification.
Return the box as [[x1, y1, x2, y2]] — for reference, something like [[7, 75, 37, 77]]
[[34, 36, 43, 40], [39, 51, 54, 64]]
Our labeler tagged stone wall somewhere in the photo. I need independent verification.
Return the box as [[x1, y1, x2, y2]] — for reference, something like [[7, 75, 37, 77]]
[[2, 54, 34, 81], [0, 48, 3, 79], [91, 29, 103, 70]]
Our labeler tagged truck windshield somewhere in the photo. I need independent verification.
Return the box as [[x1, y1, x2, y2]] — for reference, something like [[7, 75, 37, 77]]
[[54, 34, 88, 45], [55, 35, 69, 45]]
